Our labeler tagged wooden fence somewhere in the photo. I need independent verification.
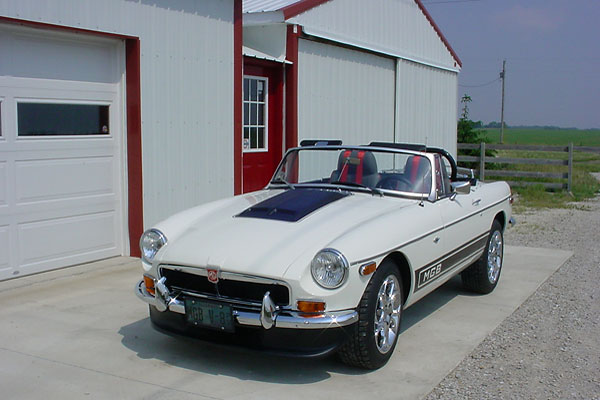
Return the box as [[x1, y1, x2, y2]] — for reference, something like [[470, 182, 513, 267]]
[[457, 143, 576, 191]]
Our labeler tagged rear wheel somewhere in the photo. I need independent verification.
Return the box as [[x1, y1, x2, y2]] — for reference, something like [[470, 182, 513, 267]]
[[338, 260, 403, 369], [461, 220, 504, 294]]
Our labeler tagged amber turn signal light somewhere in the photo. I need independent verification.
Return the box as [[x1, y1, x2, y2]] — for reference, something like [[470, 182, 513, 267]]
[[144, 275, 156, 296], [359, 262, 377, 276], [297, 301, 326, 313]]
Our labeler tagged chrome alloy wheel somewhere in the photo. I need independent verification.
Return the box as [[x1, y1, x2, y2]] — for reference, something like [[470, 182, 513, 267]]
[[487, 230, 503, 284], [374, 274, 402, 354]]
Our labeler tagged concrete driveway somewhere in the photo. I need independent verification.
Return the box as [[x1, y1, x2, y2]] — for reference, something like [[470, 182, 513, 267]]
[[0, 246, 571, 400]]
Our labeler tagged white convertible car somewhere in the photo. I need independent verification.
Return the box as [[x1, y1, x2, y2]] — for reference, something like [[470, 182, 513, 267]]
[[135, 141, 513, 369]]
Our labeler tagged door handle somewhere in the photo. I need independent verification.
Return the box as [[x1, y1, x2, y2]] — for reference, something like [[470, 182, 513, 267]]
[[472, 199, 482, 206], [433, 237, 440, 244]]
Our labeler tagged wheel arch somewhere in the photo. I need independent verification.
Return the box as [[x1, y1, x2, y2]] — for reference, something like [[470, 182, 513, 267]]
[[494, 211, 506, 231], [381, 252, 412, 304]]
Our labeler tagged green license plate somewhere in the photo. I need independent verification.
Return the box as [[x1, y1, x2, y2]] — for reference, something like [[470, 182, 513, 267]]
[[185, 299, 235, 333]]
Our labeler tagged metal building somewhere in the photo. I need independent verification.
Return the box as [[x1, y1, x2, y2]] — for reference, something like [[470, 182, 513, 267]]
[[0, 0, 460, 280]]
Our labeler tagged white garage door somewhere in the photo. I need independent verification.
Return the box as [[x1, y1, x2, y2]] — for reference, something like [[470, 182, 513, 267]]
[[0, 26, 125, 280]]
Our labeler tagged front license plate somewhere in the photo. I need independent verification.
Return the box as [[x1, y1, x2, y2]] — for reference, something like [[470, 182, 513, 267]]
[[185, 299, 235, 333]]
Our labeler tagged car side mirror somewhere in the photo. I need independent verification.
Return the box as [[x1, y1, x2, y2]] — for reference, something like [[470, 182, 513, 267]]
[[450, 181, 471, 200]]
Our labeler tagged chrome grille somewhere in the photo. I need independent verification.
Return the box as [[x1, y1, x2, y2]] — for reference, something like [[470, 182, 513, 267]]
[[159, 266, 290, 307]]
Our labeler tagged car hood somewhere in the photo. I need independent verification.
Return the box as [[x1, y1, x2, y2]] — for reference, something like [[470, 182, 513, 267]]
[[156, 188, 414, 279]]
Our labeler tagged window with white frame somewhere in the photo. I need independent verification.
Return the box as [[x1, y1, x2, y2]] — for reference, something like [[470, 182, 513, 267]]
[[243, 76, 267, 151]]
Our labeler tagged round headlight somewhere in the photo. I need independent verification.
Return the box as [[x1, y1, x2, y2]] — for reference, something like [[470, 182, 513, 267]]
[[311, 249, 349, 289], [140, 229, 167, 264]]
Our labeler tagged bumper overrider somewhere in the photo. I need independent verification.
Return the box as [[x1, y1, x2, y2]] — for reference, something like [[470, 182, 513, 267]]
[[135, 277, 359, 356]]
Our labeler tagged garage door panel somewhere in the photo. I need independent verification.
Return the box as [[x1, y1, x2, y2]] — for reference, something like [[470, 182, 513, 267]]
[[15, 156, 114, 204], [17, 211, 117, 269], [0, 161, 6, 207], [12, 196, 117, 224], [7, 142, 116, 157], [0, 225, 9, 271], [0, 26, 124, 280], [1, 29, 119, 84]]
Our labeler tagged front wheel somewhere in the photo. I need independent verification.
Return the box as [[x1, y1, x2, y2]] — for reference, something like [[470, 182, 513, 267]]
[[461, 220, 504, 294], [338, 260, 403, 369]]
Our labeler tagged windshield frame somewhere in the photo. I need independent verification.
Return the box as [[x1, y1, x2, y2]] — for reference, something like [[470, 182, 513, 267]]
[[267, 145, 437, 201]]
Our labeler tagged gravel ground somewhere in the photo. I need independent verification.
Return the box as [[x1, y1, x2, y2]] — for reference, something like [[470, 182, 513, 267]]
[[426, 180, 600, 400]]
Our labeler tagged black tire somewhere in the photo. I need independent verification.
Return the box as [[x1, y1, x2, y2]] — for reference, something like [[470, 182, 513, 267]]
[[461, 220, 504, 294], [338, 260, 403, 369]]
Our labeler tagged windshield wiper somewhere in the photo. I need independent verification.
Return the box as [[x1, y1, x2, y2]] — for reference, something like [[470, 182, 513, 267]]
[[331, 181, 383, 197], [270, 178, 295, 190]]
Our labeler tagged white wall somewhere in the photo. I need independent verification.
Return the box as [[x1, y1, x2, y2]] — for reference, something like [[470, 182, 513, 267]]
[[289, 0, 458, 71], [297, 39, 396, 146], [395, 59, 458, 156], [0, 0, 236, 227]]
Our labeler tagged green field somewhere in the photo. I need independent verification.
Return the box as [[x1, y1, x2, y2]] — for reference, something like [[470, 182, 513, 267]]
[[461, 128, 600, 210], [483, 128, 600, 146]]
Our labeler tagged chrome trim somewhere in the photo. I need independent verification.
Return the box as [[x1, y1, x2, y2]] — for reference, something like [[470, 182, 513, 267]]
[[135, 280, 358, 329], [139, 229, 167, 264], [311, 248, 349, 289], [260, 292, 277, 329], [178, 290, 261, 308], [158, 264, 292, 296]]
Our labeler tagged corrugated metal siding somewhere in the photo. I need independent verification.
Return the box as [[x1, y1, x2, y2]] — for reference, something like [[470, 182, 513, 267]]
[[297, 39, 395, 146], [395, 59, 458, 156], [0, 0, 236, 227], [243, 0, 301, 13], [288, 0, 457, 70]]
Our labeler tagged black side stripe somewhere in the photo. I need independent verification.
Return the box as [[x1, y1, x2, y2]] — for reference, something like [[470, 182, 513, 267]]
[[414, 232, 489, 292]]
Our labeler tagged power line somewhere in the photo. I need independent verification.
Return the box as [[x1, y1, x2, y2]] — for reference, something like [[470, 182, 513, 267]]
[[421, 0, 482, 4], [458, 78, 500, 88]]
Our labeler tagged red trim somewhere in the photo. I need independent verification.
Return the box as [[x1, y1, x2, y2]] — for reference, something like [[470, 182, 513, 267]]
[[414, 0, 462, 67], [233, 0, 243, 195], [0, 17, 144, 257], [282, 0, 332, 19], [285, 25, 300, 150], [125, 39, 143, 258], [356, 151, 365, 183], [0, 16, 137, 40]]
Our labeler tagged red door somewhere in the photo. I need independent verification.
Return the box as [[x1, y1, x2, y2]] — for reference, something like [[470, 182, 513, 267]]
[[242, 62, 284, 193]]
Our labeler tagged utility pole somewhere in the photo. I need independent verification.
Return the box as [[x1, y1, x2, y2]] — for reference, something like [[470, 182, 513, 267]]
[[500, 60, 506, 144]]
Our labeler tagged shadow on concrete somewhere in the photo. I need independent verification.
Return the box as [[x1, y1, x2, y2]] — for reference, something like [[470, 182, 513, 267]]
[[119, 275, 472, 383]]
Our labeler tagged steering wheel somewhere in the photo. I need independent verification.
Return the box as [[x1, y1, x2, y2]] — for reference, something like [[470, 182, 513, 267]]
[[376, 176, 413, 191]]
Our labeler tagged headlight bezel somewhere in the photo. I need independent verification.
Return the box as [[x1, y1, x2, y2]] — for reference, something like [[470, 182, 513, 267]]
[[310, 248, 349, 289], [140, 228, 167, 264]]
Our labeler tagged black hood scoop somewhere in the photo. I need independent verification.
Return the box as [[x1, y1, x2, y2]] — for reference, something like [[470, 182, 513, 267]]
[[237, 189, 349, 222]]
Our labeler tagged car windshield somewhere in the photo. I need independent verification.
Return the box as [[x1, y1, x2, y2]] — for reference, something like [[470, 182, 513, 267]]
[[270, 147, 433, 196]]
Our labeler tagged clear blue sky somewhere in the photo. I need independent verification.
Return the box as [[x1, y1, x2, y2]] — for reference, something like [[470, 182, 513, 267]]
[[422, 0, 600, 129]]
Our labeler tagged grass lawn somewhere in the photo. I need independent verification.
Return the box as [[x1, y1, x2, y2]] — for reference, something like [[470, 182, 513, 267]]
[[461, 128, 600, 210], [484, 128, 600, 147]]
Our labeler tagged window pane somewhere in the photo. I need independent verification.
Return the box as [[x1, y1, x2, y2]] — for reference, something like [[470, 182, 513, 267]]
[[243, 78, 249, 101], [244, 103, 249, 125], [257, 80, 265, 102], [250, 80, 257, 102], [257, 104, 264, 125], [243, 127, 250, 140], [250, 127, 257, 148], [257, 127, 265, 149], [18, 103, 109, 136], [250, 103, 257, 125]]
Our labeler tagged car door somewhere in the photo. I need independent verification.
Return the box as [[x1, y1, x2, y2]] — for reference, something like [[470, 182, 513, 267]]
[[436, 155, 490, 277]]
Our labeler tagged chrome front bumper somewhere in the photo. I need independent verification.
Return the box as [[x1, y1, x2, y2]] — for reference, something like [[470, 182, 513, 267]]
[[135, 279, 358, 330]]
